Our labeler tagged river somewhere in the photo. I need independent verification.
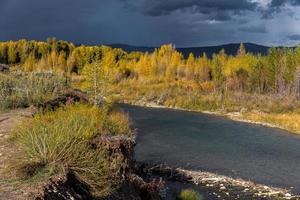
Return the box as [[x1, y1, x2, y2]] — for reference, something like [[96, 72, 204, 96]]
[[121, 104, 300, 194]]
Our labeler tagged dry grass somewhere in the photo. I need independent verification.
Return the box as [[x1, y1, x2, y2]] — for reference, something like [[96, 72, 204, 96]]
[[0, 72, 68, 110], [10, 104, 132, 197], [240, 112, 300, 134]]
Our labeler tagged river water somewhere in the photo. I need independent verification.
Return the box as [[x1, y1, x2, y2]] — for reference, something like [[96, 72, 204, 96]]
[[121, 104, 300, 193]]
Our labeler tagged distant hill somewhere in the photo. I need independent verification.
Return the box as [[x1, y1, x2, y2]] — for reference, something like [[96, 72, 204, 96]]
[[109, 43, 271, 58]]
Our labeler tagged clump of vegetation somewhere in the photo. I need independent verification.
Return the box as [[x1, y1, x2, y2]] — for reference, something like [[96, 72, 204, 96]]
[[11, 104, 132, 197], [0, 72, 68, 110], [176, 189, 203, 200]]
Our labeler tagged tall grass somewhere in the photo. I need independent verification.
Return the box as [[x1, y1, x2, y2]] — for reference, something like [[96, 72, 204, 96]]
[[240, 112, 300, 134], [11, 104, 132, 197], [0, 72, 68, 110]]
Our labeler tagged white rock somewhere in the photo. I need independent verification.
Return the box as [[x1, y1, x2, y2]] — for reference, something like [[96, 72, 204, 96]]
[[220, 186, 226, 190], [285, 193, 292, 197]]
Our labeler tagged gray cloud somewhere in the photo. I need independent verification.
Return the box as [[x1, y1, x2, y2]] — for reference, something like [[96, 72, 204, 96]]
[[288, 34, 300, 41], [239, 24, 268, 33], [140, 0, 258, 16], [0, 0, 300, 47], [125, 0, 260, 22], [262, 0, 300, 18], [271, 0, 300, 7]]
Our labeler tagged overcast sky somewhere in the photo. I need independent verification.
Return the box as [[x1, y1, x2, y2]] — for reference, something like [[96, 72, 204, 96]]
[[1, 0, 300, 47]]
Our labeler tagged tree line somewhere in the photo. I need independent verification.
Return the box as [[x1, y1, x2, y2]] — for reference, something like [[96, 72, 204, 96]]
[[1, 38, 300, 97]]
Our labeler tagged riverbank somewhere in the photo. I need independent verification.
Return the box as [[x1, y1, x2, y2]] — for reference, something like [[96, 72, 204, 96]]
[[121, 100, 300, 135], [141, 164, 300, 200], [0, 107, 166, 200]]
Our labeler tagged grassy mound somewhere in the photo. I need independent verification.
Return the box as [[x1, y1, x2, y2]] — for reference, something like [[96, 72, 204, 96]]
[[11, 104, 132, 197], [176, 189, 203, 200]]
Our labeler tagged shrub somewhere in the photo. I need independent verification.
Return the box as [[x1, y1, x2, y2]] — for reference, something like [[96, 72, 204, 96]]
[[176, 189, 203, 200], [11, 104, 132, 197], [0, 72, 68, 110]]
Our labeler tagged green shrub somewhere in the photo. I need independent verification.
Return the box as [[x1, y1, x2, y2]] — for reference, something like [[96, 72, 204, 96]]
[[12, 104, 132, 196], [176, 189, 204, 200]]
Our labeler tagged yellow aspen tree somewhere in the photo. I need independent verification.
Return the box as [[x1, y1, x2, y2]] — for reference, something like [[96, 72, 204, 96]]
[[58, 52, 67, 72], [185, 53, 195, 80], [24, 53, 36, 72]]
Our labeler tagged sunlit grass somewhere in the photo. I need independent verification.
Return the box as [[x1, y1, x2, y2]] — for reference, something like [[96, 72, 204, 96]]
[[10, 104, 132, 196], [240, 112, 300, 134]]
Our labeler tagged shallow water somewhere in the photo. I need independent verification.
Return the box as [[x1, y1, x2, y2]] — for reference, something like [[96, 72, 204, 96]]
[[121, 104, 300, 193]]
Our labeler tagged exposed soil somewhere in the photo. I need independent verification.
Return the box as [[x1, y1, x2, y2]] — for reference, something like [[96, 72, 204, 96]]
[[0, 108, 35, 200]]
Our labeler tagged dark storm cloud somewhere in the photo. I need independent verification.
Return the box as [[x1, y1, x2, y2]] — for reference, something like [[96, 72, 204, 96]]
[[288, 34, 300, 41], [123, 0, 260, 22], [139, 0, 258, 16], [1, 0, 300, 46], [271, 0, 300, 7], [239, 25, 268, 33], [262, 0, 300, 18], [0, 0, 141, 45]]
